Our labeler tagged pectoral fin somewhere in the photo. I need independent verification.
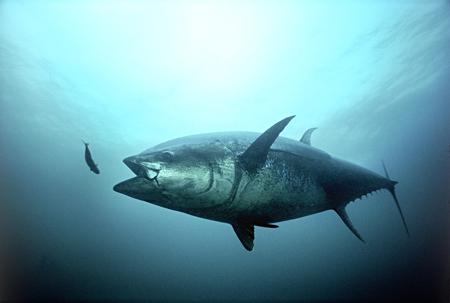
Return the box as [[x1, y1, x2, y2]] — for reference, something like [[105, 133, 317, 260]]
[[334, 207, 365, 243], [238, 116, 295, 174], [232, 223, 255, 251]]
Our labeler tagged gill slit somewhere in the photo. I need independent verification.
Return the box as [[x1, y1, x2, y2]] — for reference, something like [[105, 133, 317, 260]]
[[196, 162, 215, 195]]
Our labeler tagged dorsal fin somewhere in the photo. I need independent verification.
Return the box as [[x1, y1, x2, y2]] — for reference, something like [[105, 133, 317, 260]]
[[238, 116, 295, 174], [232, 223, 255, 251], [299, 127, 317, 145], [334, 207, 365, 243]]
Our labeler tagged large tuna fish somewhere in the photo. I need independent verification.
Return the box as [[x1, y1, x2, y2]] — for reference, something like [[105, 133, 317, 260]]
[[113, 116, 408, 251]]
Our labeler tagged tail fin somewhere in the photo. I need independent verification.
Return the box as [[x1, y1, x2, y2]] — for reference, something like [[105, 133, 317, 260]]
[[82, 139, 89, 146], [382, 161, 409, 236]]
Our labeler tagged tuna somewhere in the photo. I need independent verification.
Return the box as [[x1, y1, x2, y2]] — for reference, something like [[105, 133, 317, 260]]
[[113, 116, 408, 251]]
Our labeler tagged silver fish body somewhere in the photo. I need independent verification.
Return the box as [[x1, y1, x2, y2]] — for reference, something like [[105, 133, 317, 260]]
[[114, 117, 408, 250]]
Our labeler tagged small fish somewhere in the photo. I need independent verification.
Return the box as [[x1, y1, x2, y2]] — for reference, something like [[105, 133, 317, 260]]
[[82, 140, 100, 174]]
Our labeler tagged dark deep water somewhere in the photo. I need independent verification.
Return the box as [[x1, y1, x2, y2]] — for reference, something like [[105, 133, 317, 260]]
[[0, 1, 449, 302]]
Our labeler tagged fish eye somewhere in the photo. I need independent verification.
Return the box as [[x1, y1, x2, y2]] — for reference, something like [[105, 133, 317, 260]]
[[159, 151, 174, 162]]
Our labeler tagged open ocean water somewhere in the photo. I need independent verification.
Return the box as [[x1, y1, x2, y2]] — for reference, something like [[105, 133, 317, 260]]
[[0, 1, 449, 302]]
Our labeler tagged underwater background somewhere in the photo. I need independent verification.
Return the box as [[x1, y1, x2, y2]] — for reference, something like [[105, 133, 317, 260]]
[[0, 1, 449, 302]]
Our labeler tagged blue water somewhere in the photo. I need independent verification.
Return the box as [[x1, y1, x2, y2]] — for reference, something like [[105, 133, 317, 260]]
[[1, 1, 449, 301]]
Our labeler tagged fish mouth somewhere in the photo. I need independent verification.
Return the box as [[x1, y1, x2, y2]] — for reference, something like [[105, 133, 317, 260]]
[[113, 178, 132, 194], [123, 156, 161, 186], [123, 156, 144, 175], [113, 176, 159, 196]]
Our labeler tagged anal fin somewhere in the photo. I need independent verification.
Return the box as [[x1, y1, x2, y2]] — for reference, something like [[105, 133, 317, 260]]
[[232, 223, 255, 251], [334, 207, 365, 243]]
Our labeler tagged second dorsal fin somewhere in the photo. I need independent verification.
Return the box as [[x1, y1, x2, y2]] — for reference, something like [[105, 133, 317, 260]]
[[334, 207, 365, 243], [238, 116, 295, 174], [299, 127, 317, 145]]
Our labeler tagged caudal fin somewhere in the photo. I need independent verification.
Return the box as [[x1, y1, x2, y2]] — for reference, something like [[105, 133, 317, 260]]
[[82, 139, 89, 146], [382, 161, 409, 236]]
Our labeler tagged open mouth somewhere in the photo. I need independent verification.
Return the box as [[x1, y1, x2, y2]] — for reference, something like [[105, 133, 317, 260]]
[[123, 156, 161, 186]]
